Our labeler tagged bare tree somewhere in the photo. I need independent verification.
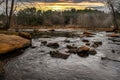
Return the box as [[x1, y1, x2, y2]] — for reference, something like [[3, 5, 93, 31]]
[[4, 0, 15, 29], [106, 0, 119, 32]]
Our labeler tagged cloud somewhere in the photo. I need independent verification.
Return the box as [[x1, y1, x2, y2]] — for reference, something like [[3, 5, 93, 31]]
[[19, 0, 103, 2]]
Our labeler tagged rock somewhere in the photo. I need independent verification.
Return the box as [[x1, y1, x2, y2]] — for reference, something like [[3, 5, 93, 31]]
[[30, 46, 37, 48], [41, 41, 47, 45], [82, 39, 89, 43], [64, 39, 70, 43], [77, 52, 89, 57], [66, 45, 77, 49], [83, 31, 94, 35], [88, 49, 97, 55], [67, 49, 77, 54], [77, 46, 90, 52], [49, 29, 55, 32], [91, 41, 102, 48], [47, 43, 59, 49], [33, 29, 39, 33], [0, 34, 30, 54], [86, 42, 90, 46], [82, 31, 94, 37], [111, 50, 115, 53], [19, 32, 31, 39], [107, 33, 120, 37], [76, 46, 90, 57], [49, 50, 70, 59]]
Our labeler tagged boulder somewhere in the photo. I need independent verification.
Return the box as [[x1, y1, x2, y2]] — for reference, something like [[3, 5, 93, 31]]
[[76, 46, 90, 57], [107, 33, 120, 37], [0, 34, 30, 54], [49, 50, 70, 59], [47, 43, 59, 49], [77, 46, 90, 52], [19, 32, 31, 39]]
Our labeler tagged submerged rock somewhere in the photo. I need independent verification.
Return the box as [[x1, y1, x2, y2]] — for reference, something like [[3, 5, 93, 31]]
[[83, 31, 94, 35], [86, 42, 90, 46], [91, 41, 102, 48], [82, 39, 89, 43], [81, 31, 95, 37], [49, 50, 70, 59], [107, 33, 120, 37], [88, 49, 97, 55], [0, 34, 30, 54], [64, 39, 70, 43], [66, 45, 77, 49], [47, 43, 59, 49], [41, 41, 47, 45]]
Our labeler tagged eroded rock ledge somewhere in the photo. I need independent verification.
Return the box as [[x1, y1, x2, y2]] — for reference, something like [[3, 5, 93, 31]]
[[0, 34, 30, 54]]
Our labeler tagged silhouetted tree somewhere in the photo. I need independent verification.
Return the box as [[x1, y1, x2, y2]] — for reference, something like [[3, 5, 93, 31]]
[[106, 0, 119, 32], [4, 0, 15, 29]]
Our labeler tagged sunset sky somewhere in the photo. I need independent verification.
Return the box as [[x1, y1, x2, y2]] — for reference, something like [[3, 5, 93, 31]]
[[16, 0, 105, 11]]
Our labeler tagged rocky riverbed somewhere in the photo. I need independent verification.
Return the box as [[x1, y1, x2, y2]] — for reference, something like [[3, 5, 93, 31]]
[[1, 30, 120, 80]]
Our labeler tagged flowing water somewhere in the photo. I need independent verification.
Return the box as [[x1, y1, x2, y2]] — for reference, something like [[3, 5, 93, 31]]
[[3, 30, 120, 80]]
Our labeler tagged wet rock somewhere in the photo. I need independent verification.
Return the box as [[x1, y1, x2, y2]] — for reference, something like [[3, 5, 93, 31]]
[[91, 41, 102, 48], [80, 31, 94, 37], [49, 29, 55, 32], [111, 50, 115, 53], [66, 45, 77, 49], [41, 41, 47, 45], [86, 42, 90, 46], [77, 46, 90, 53], [30, 46, 37, 48], [64, 39, 70, 43], [19, 32, 31, 39], [88, 49, 97, 55], [67, 49, 77, 54], [77, 46, 90, 56], [82, 39, 89, 43], [107, 33, 120, 37], [49, 50, 70, 59], [0, 34, 30, 54], [108, 38, 120, 42], [47, 43, 59, 49], [83, 31, 95, 35], [77, 46, 90, 57], [33, 29, 39, 33]]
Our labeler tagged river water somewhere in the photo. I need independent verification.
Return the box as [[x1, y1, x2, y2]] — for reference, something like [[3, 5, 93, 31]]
[[3, 30, 120, 80]]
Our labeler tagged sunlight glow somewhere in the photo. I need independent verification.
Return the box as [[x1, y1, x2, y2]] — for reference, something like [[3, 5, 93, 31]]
[[17, 2, 105, 11]]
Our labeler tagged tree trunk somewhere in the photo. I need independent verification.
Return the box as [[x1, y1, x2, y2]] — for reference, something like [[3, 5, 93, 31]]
[[4, 0, 14, 30], [109, 3, 119, 32]]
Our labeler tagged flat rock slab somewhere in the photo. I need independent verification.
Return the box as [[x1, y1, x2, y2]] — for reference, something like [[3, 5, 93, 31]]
[[0, 34, 30, 54]]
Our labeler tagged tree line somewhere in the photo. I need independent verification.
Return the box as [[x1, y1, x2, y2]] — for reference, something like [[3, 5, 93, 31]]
[[0, 0, 120, 32]]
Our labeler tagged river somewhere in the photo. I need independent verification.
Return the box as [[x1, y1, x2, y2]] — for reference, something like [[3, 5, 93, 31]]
[[2, 30, 120, 80]]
